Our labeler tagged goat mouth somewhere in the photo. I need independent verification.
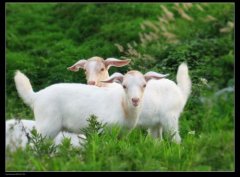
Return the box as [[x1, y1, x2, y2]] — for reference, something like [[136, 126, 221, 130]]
[[132, 102, 139, 107]]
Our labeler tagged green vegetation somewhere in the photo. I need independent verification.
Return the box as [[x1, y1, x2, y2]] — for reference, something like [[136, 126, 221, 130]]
[[6, 3, 234, 171]]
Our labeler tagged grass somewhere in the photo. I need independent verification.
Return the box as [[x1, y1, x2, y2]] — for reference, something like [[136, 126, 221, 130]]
[[5, 3, 234, 171], [6, 130, 233, 171], [6, 91, 234, 171]]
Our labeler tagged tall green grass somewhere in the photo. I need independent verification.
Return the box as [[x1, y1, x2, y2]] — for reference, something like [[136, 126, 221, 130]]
[[6, 90, 234, 171]]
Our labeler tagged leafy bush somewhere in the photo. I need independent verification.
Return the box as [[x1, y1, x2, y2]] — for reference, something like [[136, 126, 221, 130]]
[[27, 128, 57, 157]]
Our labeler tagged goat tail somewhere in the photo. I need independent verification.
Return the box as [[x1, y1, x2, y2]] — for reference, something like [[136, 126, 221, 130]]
[[14, 70, 35, 109], [176, 62, 192, 105]]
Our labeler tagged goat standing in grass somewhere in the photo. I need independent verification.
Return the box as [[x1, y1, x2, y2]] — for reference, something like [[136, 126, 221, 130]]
[[14, 69, 167, 138], [7, 57, 129, 151], [68, 57, 191, 143]]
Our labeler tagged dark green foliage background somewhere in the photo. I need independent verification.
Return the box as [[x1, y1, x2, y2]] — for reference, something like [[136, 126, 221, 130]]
[[6, 3, 234, 171]]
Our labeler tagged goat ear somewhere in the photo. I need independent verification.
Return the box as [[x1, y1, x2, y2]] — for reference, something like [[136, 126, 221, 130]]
[[104, 58, 131, 69], [144, 71, 169, 82], [100, 72, 124, 84], [67, 59, 87, 72]]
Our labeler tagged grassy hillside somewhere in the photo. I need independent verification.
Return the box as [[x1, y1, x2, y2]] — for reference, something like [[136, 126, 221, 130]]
[[6, 3, 234, 171]]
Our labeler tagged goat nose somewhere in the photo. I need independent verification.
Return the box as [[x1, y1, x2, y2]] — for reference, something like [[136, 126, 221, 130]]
[[132, 98, 140, 103], [88, 81, 96, 85]]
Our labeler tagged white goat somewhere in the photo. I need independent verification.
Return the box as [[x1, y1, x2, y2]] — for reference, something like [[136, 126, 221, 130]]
[[68, 56, 130, 87], [6, 119, 35, 152], [8, 57, 129, 150], [14, 70, 167, 138], [6, 119, 86, 152], [138, 63, 191, 143], [69, 59, 191, 143]]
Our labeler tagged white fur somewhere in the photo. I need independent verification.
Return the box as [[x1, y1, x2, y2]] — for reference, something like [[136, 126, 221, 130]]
[[14, 70, 157, 138], [138, 63, 191, 143], [6, 119, 86, 152], [6, 119, 35, 152], [53, 131, 86, 147], [72, 62, 191, 143]]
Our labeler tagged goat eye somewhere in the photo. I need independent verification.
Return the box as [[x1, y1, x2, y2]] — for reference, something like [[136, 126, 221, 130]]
[[143, 84, 146, 88], [123, 85, 127, 89], [101, 68, 104, 71]]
